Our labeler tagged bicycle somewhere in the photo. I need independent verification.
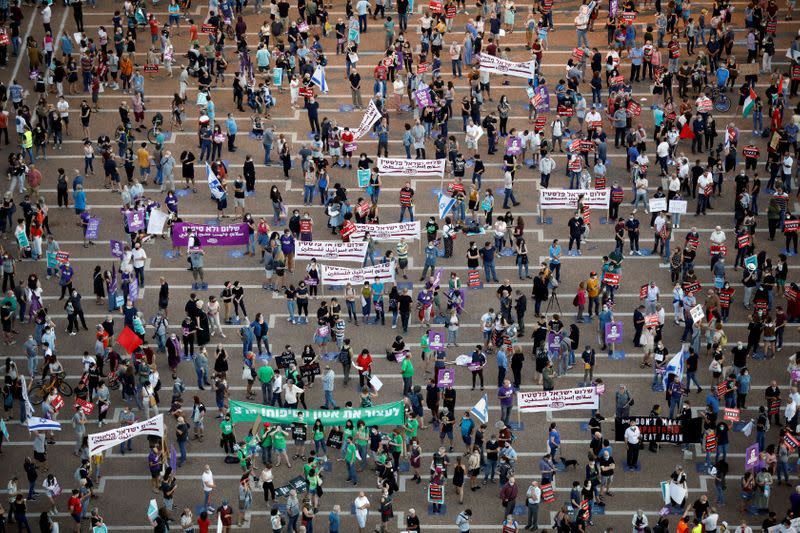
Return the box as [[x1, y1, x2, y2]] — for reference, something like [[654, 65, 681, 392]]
[[28, 374, 73, 405], [147, 113, 166, 145], [703, 85, 731, 113]]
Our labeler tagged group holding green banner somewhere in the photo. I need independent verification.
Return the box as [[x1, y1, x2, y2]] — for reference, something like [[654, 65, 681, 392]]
[[229, 399, 406, 427]]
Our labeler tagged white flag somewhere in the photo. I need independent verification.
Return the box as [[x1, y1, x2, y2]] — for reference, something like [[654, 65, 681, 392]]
[[662, 349, 685, 389], [471, 394, 489, 424], [437, 193, 455, 219], [206, 163, 225, 200], [311, 66, 328, 93]]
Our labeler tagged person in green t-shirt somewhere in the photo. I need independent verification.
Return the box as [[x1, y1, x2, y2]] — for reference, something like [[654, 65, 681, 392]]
[[257, 363, 276, 404], [390, 426, 405, 468], [270, 426, 291, 468], [355, 420, 369, 471], [401, 352, 415, 395], [220, 414, 235, 457], [404, 413, 420, 443], [307, 467, 322, 510], [344, 437, 358, 485], [312, 419, 328, 460], [420, 331, 431, 374], [258, 423, 273, 464]]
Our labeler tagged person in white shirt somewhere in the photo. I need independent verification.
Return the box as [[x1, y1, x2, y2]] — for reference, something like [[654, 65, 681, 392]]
[[131, 242, 147, 286], [656, 140, 671, 175], [282, 379, 304, 408], [205, 297, 225, 338], [201, 465, 215, 511], [354, 492, 371, 533], [696, 171, 714, 215], [56, 97, 70, 136], [702, 509, 719, 533], [734, 522, 753, 533], [646, 282, 660, 315], [539, 153, 556, 188], [525, 480, 542, 530], [632, 510, 649, 533], [624, 421, 641, 469]]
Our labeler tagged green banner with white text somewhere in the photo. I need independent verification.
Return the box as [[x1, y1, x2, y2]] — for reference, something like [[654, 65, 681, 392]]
[[228, 400, 406, 427]]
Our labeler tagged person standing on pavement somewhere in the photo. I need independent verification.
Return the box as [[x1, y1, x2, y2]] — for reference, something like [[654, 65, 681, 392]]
[[500, 476, 518, 518], [525, 480, 541, 531], [624, 421, 641, 470]]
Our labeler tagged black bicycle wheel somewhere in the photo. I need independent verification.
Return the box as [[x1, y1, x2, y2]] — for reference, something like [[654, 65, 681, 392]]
[[29, 386, 46, 406], [58, 380, 74, 397], [147, 129, 158, 144], [714, 95, 731, 113]]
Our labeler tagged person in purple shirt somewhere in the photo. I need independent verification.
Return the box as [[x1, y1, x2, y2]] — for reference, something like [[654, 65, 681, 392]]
[[498, 379, 515, 426], [280, 229, 296, 273], [59, 261, 74, 300], [165, 191, 179, 214]]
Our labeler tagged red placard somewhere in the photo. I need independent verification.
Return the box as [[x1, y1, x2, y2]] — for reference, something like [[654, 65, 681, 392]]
[[786, 286, 798, 301], [686, 235, 699, 250], [737, 234, 752, 248], [51, 394, 64, 411], [445, 4, 456, 17], [557, 105, 574, 117], [621, 11, 636, 22], [639, 284, 648, 300], [356, 202, 370, 217], [626, 101, 641, 116], [581, 205, 590, 225], [534, 117, 546, 131], [723, 407, 740, 422], [766, 19, 777, 33], [55, 251, 71, 263], [793, 66, 800, 81], [683, 281, 701, 295], [609, 75, 624, 86], [468, 269, 482, 288], [719, 288, 735, 306], [784, 432, 800, 452], [568, 157, 582, 171], [541, 483, 555, 503], [201, 24, 216, 34], [603, 272, 620, 286], [340, 220, 357, 238], [428, 0, 443, 12], [572, 47, 585, 61], [299, 87, 314, 98], [697, 99, 713, 113], [0, 33, 11, 45], [143, 64, 159, 73], [710, 245, 727, 256], [299, 219, 312, 234], [755, 300, 768, 311], [611, 190, 624, 203], [715, 381, 733, 398], [645, 313, 659, 327], [75, 398, 95, 415], [595, 176, 606, 189], [589, 120, 603, 130], [785, 220, 800, 232], [417, 63, 431, 73], [117, 326, 143, 354], [742, 146, 760, 158]]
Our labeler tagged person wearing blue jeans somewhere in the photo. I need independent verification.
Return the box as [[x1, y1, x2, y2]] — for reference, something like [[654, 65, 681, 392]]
[[480, 243, 499, 282]]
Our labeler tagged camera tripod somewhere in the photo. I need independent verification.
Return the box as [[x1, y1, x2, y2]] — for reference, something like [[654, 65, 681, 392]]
[[545, 288, 562, 314]]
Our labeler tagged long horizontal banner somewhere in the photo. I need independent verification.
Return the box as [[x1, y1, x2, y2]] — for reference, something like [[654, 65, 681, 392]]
[[517, 387, 599, 413], [539, 189, 610, 209], [295, 241, 369, 262], [377, 158, 446, 177], [88, 414, 164, 456], [614, 416, 704, 443], [479, 53, 537, 79], [229, 400, 405, 426], [171, 222, 249, 246], [350, 221, 421, 241], [351, 100, 383, 140], [320, 261, 396, 285]]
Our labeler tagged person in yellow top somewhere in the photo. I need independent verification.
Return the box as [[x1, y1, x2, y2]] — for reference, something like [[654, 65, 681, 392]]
[[21, 126, 34, 164], [136, 142, 151, 183], [586, 271, 601, 318]]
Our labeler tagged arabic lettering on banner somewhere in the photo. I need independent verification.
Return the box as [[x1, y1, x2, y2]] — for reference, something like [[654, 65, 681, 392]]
[[295, 241, 369, 262], [478, 53, 537, 79], [87, 414, 165, 456], [319, 261, 397, 284], [349, 221, 421, 241], [126, 210, 146, 232], [229, 399, 406, 426], [85, 218, 100, 240], [171, 222, 250, 247], [517, 387, 599, 413], [350, 100, 383, 140], [377, 158, 446, 177], [539, 189, 611, 209]]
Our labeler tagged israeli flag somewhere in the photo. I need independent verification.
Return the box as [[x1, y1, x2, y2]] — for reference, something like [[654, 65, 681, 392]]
[[206, 163, 224, 201], [26, 417, 62, 432], [311, 66, 329, 93], [662, 347, 686, 390], [437, 193, 455, 219], [471, 394, 489, 424]]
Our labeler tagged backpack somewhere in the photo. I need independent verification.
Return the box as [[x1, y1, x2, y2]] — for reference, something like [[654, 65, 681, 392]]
[[338, 347, 351, 364]]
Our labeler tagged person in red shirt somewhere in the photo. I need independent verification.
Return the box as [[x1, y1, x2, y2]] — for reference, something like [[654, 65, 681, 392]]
[[354, 349, 373, 387], [68, 489, 83, 530], [197, 511, 210, 533]]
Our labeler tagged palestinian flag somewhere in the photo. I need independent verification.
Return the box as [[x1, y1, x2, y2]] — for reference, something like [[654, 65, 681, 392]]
[[742, 87, 757, 118]]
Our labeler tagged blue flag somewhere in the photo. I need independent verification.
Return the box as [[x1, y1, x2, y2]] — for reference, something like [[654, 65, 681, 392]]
[[311, 66, 328, 93]]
